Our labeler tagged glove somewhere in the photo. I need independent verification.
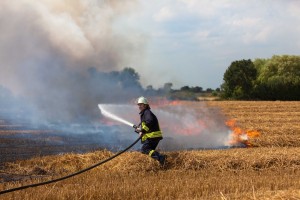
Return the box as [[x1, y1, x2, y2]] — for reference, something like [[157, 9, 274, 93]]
[[133, 124, 142, 133]]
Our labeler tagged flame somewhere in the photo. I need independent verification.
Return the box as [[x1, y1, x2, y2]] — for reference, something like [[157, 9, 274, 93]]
[[226, 119, 260, 147]]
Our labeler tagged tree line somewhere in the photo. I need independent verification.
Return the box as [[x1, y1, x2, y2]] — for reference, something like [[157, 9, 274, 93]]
[[221, 55, 300, 100], [86, 67, 218, 101], [137, 54, 300, 101], [1, 54, 299, 103]]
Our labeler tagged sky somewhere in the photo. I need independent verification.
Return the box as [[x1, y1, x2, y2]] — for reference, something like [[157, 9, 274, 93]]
[[127, 0, 300, 89], [0, 0, 300, 93]]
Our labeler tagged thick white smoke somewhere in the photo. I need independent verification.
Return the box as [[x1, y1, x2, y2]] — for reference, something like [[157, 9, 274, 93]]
[[0, 0, 144, 122], [0, 0, 140, 73]]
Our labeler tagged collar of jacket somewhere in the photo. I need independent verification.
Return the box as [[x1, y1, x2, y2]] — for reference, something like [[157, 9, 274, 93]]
[[139, 107, 150, 115]]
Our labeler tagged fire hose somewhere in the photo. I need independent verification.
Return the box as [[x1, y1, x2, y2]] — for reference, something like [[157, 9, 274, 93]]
[[0, 105, 142, 195], [0, 134, 141, 195]]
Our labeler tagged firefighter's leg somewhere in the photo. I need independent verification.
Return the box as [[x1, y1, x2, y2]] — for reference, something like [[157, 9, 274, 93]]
[[141, 140, 160, 160], [148, 150, 160, 161], [141, 140, 152, 155], [141, 139, 166, 166], [149, 150, 166, 166]]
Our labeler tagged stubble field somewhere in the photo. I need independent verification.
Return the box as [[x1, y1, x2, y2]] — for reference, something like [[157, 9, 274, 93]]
[[0, 101, 300, 199]]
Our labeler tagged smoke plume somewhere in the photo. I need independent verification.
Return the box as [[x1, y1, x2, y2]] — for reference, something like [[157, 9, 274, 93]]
[[0, 0, 143, 122], [0, 1, 234, 151]]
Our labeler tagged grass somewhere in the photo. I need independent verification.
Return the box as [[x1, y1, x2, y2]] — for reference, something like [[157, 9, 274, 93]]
[[0, 101, 300, 199]]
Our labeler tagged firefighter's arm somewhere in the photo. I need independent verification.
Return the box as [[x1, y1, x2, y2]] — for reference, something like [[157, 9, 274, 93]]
[[141, 110, 154, 133]]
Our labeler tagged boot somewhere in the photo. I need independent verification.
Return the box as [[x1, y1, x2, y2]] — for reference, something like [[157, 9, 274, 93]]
[[159, 155, 166, 166], [151, 151, 166, 166], [150, 151, 161, 161]]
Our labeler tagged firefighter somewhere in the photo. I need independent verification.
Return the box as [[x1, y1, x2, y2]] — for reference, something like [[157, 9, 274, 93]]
[[134, 96, 166, 166]]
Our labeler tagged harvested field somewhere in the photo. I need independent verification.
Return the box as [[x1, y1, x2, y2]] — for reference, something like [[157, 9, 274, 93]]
[[205, 101, 300, 147], [0, 101, 300, 199]]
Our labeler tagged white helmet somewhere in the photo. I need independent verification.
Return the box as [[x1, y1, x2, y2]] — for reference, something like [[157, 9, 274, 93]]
[[136, 96, 149, 104]]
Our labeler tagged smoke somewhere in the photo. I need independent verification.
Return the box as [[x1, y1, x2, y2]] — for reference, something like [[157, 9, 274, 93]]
[[99, 103, 231, 150], [0, 1, 233, 151], [157, 104, 230, 150], [0, 0, 144, 122]]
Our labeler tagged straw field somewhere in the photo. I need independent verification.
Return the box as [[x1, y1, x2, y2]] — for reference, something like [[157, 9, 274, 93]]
[[0, 101, 300, 199]]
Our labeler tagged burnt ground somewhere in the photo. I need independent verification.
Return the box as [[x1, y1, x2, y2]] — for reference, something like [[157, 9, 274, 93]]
[[0, 115, 140, 183], [0, 127, 104, 182]]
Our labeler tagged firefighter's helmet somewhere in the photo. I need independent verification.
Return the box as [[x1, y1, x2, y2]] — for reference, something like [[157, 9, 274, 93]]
[[136, 96, 149, 105]]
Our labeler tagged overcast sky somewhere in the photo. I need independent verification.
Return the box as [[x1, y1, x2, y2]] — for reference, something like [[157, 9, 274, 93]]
[[124, 0, 300, 89], [1, 0, 299, 92]]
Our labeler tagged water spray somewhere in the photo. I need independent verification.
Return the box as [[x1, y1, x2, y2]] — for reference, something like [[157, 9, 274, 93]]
[[98, 104, 136, 128]]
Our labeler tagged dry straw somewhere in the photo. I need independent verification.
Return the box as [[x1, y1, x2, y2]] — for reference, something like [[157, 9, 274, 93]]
[[1, 101, 300, 199]]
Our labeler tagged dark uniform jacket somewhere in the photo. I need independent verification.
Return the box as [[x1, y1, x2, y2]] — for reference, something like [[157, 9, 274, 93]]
[[139, 108, 163, 143]]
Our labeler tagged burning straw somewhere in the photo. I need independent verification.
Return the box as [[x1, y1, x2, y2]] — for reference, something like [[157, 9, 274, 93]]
[[225, 119, 260, 147]]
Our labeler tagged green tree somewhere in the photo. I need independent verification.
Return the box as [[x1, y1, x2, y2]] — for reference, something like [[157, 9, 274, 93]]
[[221, 59, 257, 99], [254, 55, 300, 100], [253, 58, 267, 75]]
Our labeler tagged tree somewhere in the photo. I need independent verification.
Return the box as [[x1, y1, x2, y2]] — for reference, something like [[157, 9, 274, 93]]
[[163, 82, 173, 93], [191, 86, 203, 93], [206, 88, 213, 93], [86, 67, 144, 104], [119, 67, 142, 90], [180, 86, 190, 91], [253, 58, 267, 75], [146, 85, 153, 91], [145, 85, 157, 96], [221, 59, 257, 99], [254, 55, 300, 100]]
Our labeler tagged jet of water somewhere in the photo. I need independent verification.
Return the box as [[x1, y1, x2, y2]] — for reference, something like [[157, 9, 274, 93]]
[[98, 104, 135, 127]]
